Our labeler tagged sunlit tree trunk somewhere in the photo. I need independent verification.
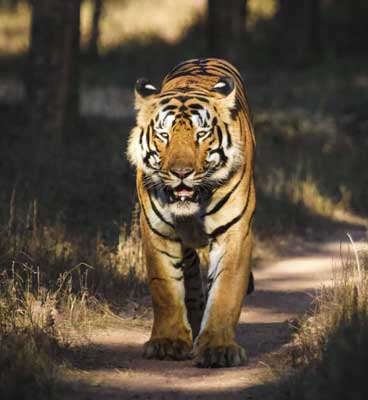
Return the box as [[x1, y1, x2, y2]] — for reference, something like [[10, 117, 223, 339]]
[[207, 0, 247, 63], [27, 0, 81, 166]]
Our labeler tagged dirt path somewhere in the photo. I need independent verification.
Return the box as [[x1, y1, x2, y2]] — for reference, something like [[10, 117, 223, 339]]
[[64, 233, 366, 400]]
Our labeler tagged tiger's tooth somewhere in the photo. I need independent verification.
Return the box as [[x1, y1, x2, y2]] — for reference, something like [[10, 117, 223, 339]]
[[180, 196, 185, 201]]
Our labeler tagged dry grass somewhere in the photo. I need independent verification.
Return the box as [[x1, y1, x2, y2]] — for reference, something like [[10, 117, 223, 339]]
[[276, 235, 368, 399], [0, 198, 146, 399]]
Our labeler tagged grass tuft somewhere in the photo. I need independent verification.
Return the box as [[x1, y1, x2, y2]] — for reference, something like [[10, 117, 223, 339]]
[[277, 236, 368, 400]]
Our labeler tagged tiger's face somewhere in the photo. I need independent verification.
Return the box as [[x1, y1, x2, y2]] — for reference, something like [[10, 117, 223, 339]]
[[128, 77, 244, 217]]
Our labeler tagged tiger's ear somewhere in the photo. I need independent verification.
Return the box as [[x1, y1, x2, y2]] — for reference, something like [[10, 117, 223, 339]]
[[212, 76, 236, 121], [135, 78, 159, 110]]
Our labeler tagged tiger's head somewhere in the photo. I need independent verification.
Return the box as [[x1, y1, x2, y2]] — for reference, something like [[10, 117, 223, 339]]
[[128, 75, 245, 217]]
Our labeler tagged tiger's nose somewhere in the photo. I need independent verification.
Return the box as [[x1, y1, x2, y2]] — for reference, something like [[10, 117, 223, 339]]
[[170, 167, 194, 179]]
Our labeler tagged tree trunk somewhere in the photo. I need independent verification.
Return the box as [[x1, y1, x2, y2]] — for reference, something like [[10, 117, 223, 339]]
[[207, 0, 247, 63], [2, 0, 19, 11], [27, 0, 81, 167], [87, 0, 103, 58], [277, 0, 321, 65]]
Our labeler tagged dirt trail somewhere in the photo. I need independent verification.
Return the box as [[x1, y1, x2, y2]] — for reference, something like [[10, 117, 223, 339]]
[[65, 233, 366, 400]]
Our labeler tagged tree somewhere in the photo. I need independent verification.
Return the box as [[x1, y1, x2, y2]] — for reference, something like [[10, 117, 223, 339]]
[[277, 0, 321, 65], [26, 0, 81, 167], [0, 0, 19, 11], [87, 0, 103, 58], [207, 0, 247, 63]]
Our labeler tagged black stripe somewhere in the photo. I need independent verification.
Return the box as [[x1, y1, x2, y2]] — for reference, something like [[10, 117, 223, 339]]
[[208, 255, 224, 283], [163, 110, 175, 124], [155, 248, 180, 259], [230, 101, 240, 120], [192, 96, 209, 103], [208, 185, 252, 239], [159, 94, 209, 103], [173, 95, 189, 103], [242, 208, 255, 242], [211, 266, 226, 286], [145, 125, 153, 153], [206, 64, 244, 89], [203, 165, 246, 217], [162, 104, 177, 112], [224, 123, 232, 148], [216, 126, 223, 147], [149, 192, 174, 228], [167, 59, 197, 75], [138, 188, 180, 242], [189, 103, 204, 110], [158, 91, 181, 98], [169, 65, 200, 77], [165, 70, 195, 81], [247, 271, 254, 295], [139, 128, 144, 145], [173, 261, 183, 269], [209, 147, 227, 165], [159, 98, 171, 105], [143, 150, 156, 165]]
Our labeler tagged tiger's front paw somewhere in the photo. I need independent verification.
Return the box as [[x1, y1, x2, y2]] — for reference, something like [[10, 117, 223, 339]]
[[196, 344, 247, 368], [143, 338, 192, 361]]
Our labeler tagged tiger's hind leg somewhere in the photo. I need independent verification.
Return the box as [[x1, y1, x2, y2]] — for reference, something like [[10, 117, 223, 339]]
[[182, 248, 205, 340]]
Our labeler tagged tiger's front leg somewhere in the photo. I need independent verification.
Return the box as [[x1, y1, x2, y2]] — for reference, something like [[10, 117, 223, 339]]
[[194, 222, 253, 368], [141, 216, 193, 361]]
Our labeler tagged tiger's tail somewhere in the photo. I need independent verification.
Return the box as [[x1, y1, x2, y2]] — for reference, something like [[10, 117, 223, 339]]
[[182, 249, 205, 340]]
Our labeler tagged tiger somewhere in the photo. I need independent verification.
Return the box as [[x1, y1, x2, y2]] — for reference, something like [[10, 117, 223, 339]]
[[127, 58, 256, 368]]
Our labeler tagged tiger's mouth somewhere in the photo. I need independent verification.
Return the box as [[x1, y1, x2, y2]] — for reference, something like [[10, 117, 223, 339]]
[[167, 183, 199, 203]]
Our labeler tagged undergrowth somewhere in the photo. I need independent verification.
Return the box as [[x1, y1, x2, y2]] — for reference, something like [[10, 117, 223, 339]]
[[277, 234, 368, 400], [0, 199, 146, 399]]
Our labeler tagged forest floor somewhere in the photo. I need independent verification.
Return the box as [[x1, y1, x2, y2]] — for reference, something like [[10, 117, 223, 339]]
[[60, 229, 367, 400]]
